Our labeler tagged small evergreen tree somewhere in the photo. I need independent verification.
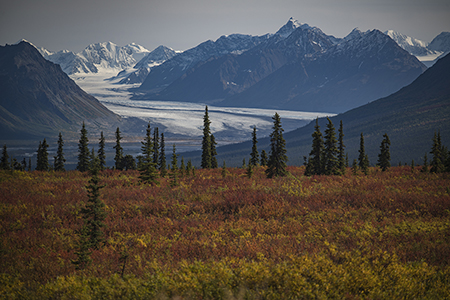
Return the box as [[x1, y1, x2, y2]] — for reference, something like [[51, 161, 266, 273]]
[[54, 132, 66, 171], [201, 106, 212, 169], [430, 131, 445, 173], [377, 133, 391, 172], [0, 145, 10, 170], [211, 134, 218, 169], [36, 139, 49, 171], [139, 123, 159, 185], [114, 127, 124, 170], [180, 157, 185, 177], [98, 131, 106, 171], [186, 159, 193, 176], [221, 160, 227, 178], [77, 122, 90, 172], [122, 155, 136, 170], [266, 113, 288, 178], [246, 163, 253, 178], [250, 126, 260, 167], [242, 158, 246, 169], [421, 153, 429, 173], [338, 120, 346, 174], [153, 127, 160, 168], [305, 118, 324, 176], [260, 150, 268, 167], [358, 133, 369, 175], [159, 133, 167, 177], [323, 118, 339, 175], [351, 159, 358, 175], [170, 144, 179, 187]]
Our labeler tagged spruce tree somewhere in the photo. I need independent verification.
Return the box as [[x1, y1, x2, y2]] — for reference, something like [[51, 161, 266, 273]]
[[0, 145, 10, 170], [36, 139, 49, 171], [72, 153, 106, 269], [211, 134, 218, 169], [221, 160, 227, 178], [421, 153, 429, 173], [139, 122, 159, 185], [180, 157, 185, 177], [98, 131, 106, 171], [170, 144, 179, 187], [54, 132, 66, 171], [246, 163, 253, 178], [358, 133, 369, 175], [114, 127, 124, 170], [186, 159, 193, 176], [430, 131, 445, 173], [201, 106, 212, 169], [159, 133, 167, 178], [305, 118, 324, 176], [123, 155, 136, 170], [153, 127, 160, 168], [338, 120, 346, 174], [323, 118, 339, 175], [250, 126, 260, 167], [377, 133, 391, 172], [77, 122, 90, 172], [260, 150, 268, 167], [265, 113, 288, 178]]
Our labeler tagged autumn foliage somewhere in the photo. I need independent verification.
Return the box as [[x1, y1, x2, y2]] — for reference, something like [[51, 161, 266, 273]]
[[1, 166, 450, 299]]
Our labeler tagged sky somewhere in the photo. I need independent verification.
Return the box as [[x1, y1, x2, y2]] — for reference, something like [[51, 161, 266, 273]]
[[1, 0, 449, 53]]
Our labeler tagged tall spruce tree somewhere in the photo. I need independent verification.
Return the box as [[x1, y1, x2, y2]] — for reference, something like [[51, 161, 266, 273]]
[[153, 127, 160, 168], [170, 144, 179, 187], [159, 133, 167, 178], [211, 134, 218, 169], [72, 154, 106, 269], [377, 133, 391, 171], [323, 118, 339, 175], [114, 127, 124, 170], [54, 132, 66, 171], [358, 133, 369, 175], [36, 139, 49, 171], [265, 113, 288, 178], [430, 131, 445, 173], [201, 106, 212, 169], [305, 118, 324, 176], [1, 145, 10, 170], [77, 122, 90, 172], [139, 122, 159, 185], [250, 126, 260, 167], [338, 120, 346, 174], [98, 131, 106, 171]]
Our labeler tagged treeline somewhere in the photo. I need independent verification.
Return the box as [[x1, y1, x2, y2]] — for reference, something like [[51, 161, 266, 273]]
[[2, 108, 450, 177]]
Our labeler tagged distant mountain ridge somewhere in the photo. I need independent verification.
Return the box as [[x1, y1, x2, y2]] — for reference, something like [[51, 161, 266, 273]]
[[37, 41, 151, 75], [0, 41, 122, 140], [181, 52, 450, 167], [385, 30, 450, 67], [137, 19, 426, 113]]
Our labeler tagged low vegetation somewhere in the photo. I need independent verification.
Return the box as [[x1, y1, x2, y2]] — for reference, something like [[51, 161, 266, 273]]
[[1, 165, 449, 299]]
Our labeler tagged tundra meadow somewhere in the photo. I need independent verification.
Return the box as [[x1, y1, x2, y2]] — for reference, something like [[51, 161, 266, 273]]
[[1, 165, 450, 299]]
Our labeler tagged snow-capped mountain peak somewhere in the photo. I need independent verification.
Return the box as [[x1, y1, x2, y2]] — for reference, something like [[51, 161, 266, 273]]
[[276, 17, 308, 38], [384, 30, 431, 56]]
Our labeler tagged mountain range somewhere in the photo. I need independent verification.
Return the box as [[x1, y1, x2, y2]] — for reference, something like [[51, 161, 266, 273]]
[[136, 19, 428, 113], [182, 51, 450, 167]]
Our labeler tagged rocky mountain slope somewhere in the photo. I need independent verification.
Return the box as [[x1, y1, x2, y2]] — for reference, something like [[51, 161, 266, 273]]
[[0, 41, 122, 140]]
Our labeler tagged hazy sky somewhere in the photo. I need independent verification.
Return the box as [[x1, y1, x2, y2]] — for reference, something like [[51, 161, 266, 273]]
[[1, 0, 449, 53]]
